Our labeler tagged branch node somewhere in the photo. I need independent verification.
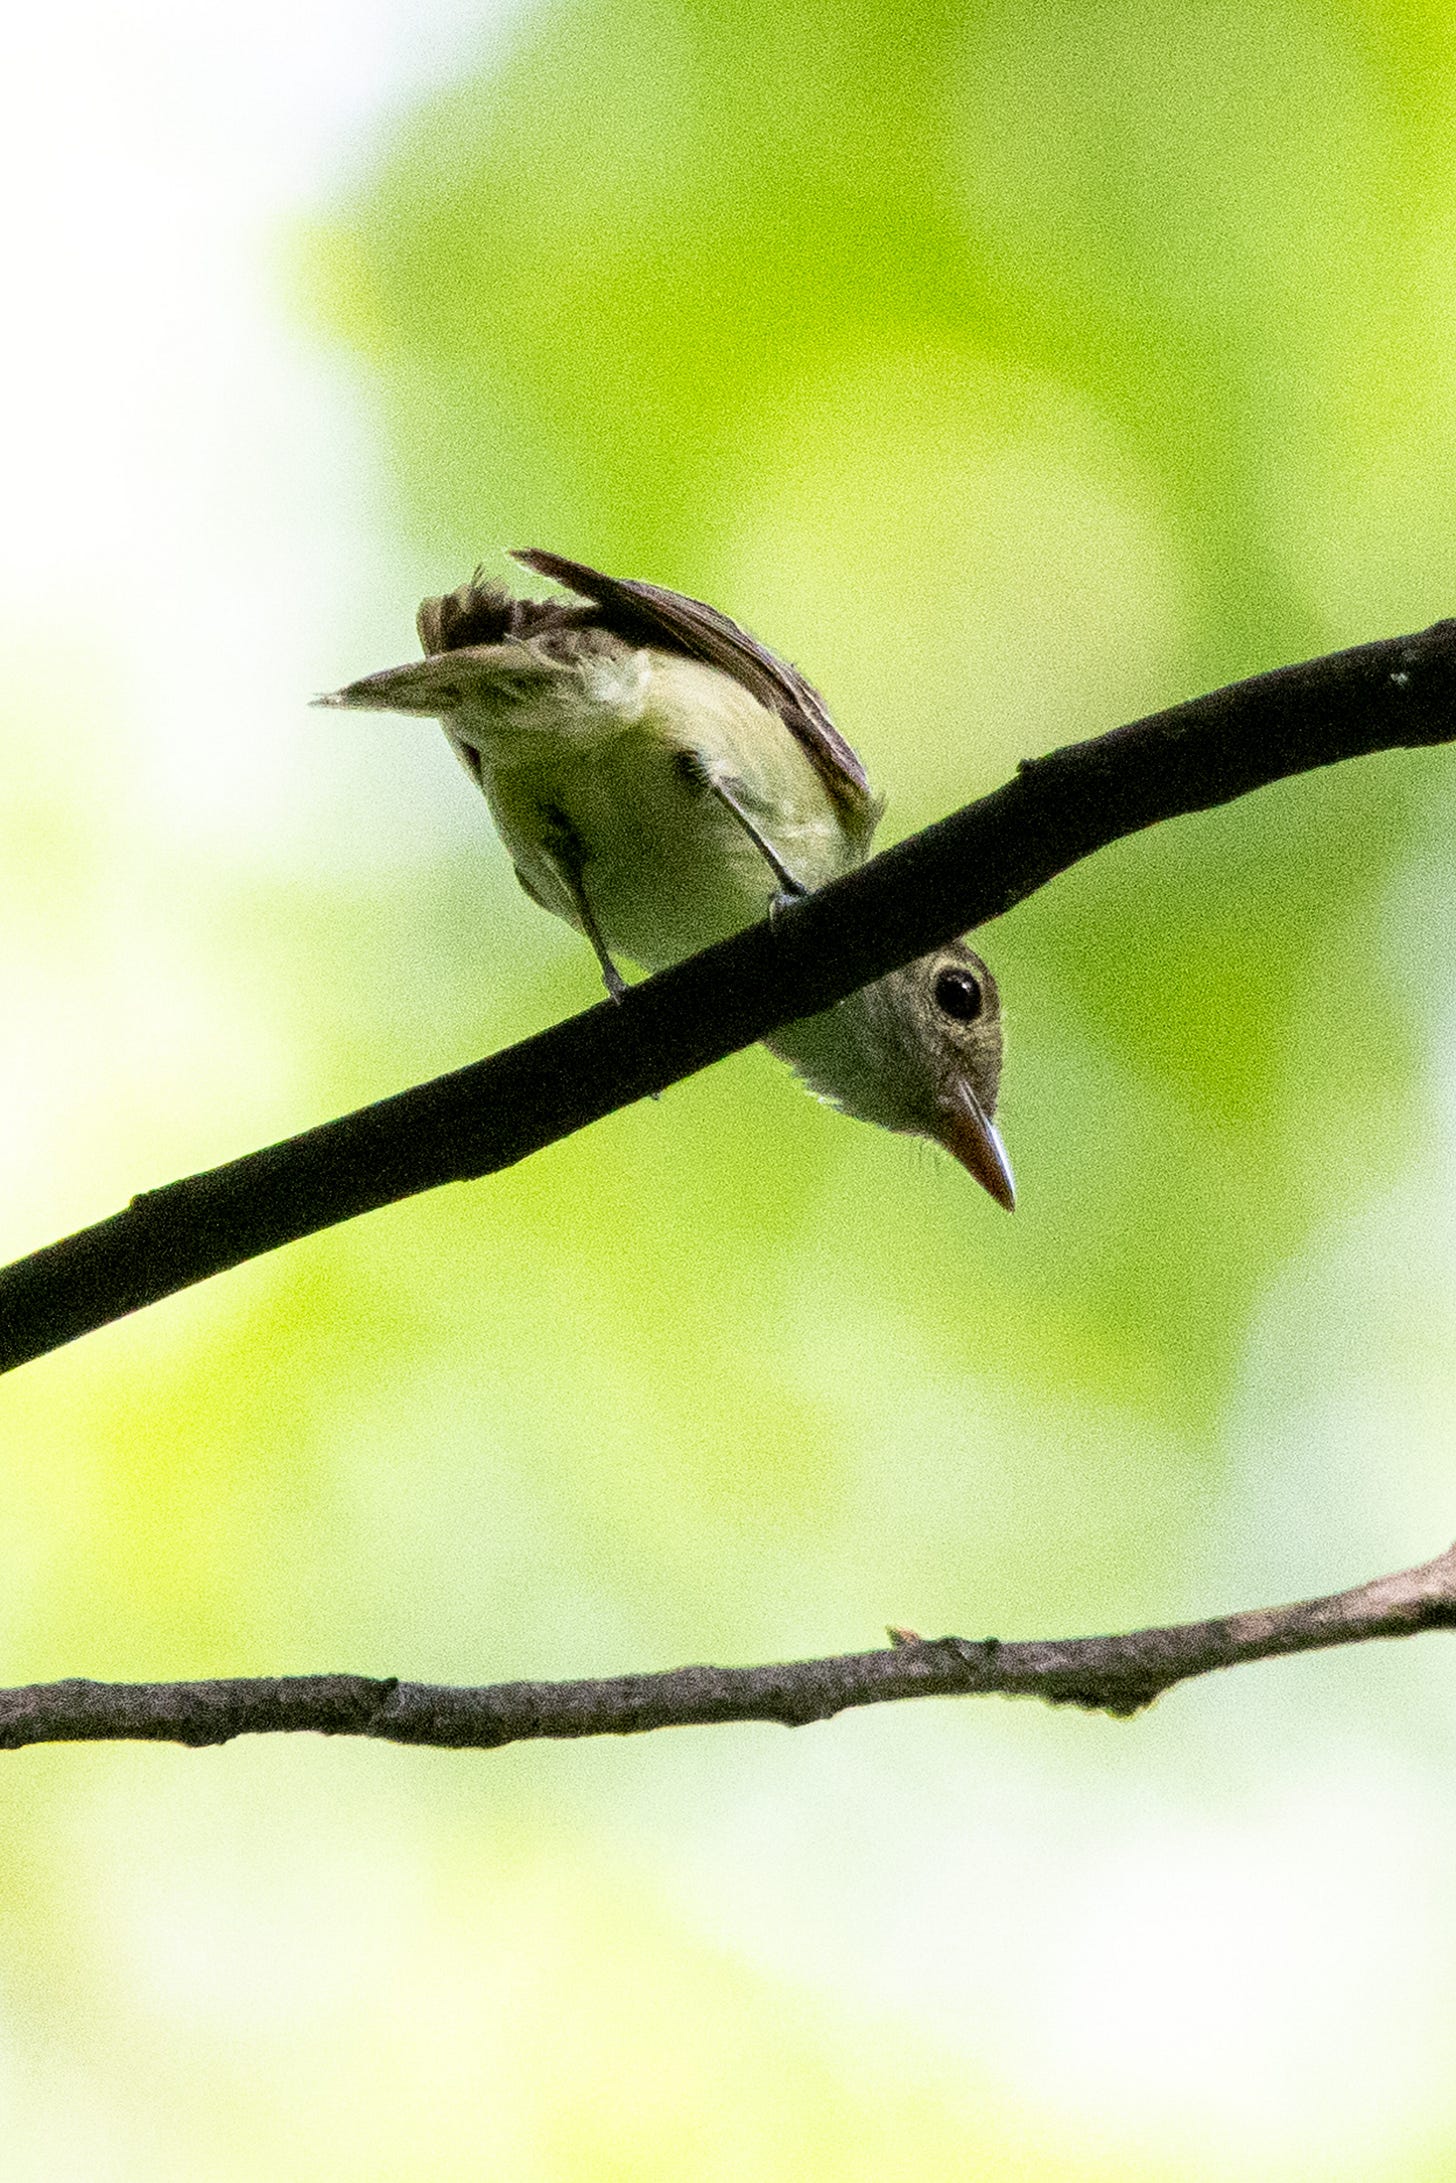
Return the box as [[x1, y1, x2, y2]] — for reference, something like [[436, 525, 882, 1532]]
[[929, 1633, 1001, 1680]]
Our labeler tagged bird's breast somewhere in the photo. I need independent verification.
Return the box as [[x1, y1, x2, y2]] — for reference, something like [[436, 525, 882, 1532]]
[[470, 652, 857, 972]]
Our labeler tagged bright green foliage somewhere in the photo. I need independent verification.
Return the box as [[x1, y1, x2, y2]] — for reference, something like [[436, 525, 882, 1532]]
[[9, 2, 1456, 2175], [311, 0, 1456, 1448]]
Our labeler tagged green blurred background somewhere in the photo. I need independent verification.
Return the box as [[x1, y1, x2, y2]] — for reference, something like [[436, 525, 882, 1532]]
[[5, 0, 1456, 2172]]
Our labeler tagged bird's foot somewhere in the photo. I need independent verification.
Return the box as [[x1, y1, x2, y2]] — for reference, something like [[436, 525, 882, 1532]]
[[768, 881, 808, 928]]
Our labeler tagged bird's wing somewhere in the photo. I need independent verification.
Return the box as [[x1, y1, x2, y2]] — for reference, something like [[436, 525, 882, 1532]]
[[511, 549, 877, 824]]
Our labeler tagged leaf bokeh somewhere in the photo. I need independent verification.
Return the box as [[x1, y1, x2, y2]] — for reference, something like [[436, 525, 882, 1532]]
[[6, 0, 1456, 2173]]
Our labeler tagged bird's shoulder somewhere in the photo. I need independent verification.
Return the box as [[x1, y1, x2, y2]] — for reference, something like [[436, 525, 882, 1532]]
[[503, 550, 878, 829]]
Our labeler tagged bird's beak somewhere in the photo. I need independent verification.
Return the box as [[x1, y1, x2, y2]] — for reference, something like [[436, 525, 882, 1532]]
[[936, 1084, 1016, 1211]]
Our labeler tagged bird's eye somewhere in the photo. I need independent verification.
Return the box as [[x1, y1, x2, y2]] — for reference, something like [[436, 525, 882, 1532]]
[[934, 967, 983, 1022]]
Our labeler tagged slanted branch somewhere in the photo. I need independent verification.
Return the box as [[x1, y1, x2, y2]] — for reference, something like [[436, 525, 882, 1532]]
[[3, 617, 1456, 1375]]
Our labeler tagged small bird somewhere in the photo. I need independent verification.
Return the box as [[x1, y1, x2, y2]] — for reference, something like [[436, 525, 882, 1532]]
[[318, 550, 1014, 1208]]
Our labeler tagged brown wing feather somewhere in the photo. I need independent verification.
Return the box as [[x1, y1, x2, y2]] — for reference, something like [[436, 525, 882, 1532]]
[[510, 548, 876, 822]]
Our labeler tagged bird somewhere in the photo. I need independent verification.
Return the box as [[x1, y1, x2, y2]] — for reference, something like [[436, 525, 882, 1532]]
[[318, 550, 1014, 1208]]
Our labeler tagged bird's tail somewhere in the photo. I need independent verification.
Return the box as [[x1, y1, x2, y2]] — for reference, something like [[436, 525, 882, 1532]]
[[313, 643, 566, 718]]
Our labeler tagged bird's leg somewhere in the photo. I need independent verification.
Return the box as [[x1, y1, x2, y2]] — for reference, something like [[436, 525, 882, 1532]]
[[679, 756, 808, 909], [707, 775, 807, 900], [537, 818, 628, 1002]]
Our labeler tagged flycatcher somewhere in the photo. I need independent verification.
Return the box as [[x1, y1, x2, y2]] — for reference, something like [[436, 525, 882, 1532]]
[[319, 551, 1014, 1208]]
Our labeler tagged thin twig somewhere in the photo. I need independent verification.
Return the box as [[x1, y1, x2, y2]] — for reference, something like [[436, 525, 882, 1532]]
[[3, 617, 1455, 1374], [2, 1542, 1453, 1749]]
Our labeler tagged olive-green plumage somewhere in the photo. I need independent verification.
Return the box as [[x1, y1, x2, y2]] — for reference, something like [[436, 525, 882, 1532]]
[[319, 551, 1013, 1207]]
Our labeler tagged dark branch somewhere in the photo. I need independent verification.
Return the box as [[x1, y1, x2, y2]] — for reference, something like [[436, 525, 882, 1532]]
[[4, 619, 1455, 1373], [2, 1541, 1454, 1749]]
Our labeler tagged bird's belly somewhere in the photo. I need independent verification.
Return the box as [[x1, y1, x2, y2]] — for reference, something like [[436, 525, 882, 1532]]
[[489, 714, 850, 973]]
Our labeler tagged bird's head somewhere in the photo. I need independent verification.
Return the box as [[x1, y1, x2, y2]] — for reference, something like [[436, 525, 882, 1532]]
[[764, 940, 1013, 1209]]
